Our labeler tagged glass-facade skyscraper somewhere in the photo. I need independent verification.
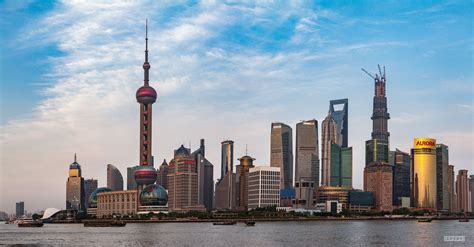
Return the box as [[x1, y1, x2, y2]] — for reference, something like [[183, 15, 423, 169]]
[[436, 144, 449, 211], [329, 143, 352, 188], [221, 140, 234, 180], [107, 164, 124, 191], [271, 122, 293, 189], [295, 119, 319, 184], [391, 149, 410, 206], [16, 202, 24, 217], [365, 139, 389, 166], [329, 99, 348, 148]]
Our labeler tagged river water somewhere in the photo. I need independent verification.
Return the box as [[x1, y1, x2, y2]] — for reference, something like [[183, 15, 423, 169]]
[[1, 220, 473, 246]]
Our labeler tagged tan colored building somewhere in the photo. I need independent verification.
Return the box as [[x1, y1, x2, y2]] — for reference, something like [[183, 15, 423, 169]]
[[167, 145, 201, 212], [236, 155, 255, 211], [96, 190, 138, 218], [456, 169, 469, 212], [411, 138, 437, 209], [364, 162, 393, 212], [270, 122, 293, 189]]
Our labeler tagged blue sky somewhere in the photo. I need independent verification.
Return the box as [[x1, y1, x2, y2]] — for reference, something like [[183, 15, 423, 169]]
[[0, 0, 472, 213]]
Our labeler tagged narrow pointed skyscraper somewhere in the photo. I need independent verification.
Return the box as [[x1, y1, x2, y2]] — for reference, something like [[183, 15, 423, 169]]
[[134, 20, 158, 189]]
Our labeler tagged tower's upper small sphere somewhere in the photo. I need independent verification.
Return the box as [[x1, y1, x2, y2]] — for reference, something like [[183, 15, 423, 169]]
[[136, 86, 157, 105], [134, 165, 157, 185], [143, 62, 150, 70]]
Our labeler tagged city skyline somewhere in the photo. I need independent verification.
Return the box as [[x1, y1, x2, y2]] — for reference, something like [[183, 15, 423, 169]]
[[1, 1, 473, 213]]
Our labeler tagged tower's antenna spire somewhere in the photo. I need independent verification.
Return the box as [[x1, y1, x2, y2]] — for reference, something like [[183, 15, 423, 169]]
[[245, 144, 248, 155], [145, 19, 148, 57], [74, 153, 77, 162], [143, 19, 150, 86]]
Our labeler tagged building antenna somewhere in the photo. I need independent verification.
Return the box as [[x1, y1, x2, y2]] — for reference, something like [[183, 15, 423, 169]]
[[378, 64, 383, 79], [74, 153, 77, 162], [245, 144, 248, 155]]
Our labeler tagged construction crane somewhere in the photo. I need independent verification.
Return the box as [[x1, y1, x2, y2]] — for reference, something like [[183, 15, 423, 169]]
[[362, 64, 386, 81]]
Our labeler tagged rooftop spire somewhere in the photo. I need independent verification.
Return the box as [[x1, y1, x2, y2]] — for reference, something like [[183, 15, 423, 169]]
[[74, 153, 77, 163], [143, 19, 150, 86]]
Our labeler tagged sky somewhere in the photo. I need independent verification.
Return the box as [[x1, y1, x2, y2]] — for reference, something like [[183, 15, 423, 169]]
[[0, 0, 473, 214]]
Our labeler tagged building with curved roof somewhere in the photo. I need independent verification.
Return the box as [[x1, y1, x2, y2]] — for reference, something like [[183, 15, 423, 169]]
[[107, 164, 123, 191], [42, 208, 61, 219]]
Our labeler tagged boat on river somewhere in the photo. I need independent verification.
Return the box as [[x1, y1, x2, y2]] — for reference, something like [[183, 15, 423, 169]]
[[83, 220, 126, 227], [213, 221, 236, 225]]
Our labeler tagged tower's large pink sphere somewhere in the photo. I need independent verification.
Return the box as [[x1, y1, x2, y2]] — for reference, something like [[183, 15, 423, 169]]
[[136, 86, 157, 104], [134, 165, 157, 185]]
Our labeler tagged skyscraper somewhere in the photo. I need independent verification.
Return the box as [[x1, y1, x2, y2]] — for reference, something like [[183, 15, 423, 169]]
[[363, 162, 393, 212], [134, 20, 158, 190], [363, 66, 391, 212], [167, 145, 200, 212], [236, 154, 255, 211], [329, 99, 348, 148], [192, 139, 214, 211], [365, 139, 389, 166], [391, 149, 410, 206], [469, 175, 474, 213], [156, 159, 169, 189], [221, 140, 234, 180], [84, 178, 98, 209], [411, 138, 437, 209], [330, 144, 352, 188], [456, 170, 469, 212], [321, 112, 337, 186], [107, 164, 124, 191], [436, 144, 449, 210], [271, 122, 293, 189], [367, 66, 390, 141], [16, 202, 24, 217], [447, 165, 456, 212], [126, 166, 139, 190], [295, 120, 319, 184], [66, 154, 85, 211]]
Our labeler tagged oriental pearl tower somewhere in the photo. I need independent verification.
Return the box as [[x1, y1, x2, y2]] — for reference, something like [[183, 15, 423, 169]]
[[134, 20, 158, 189]]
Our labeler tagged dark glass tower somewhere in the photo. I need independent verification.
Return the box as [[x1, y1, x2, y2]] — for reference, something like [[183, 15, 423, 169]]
[[329, 99, 348, 148], [370, 67, 390, 141], [436, 144, 449, 210], [392, 149, 410, 206]]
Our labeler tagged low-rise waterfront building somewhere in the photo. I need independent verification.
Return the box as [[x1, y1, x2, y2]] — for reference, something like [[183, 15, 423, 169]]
[[248, 166, 281, 209], [314, 186, 350, 209], [96, 190, 138, 218], [348, 190, 374, 212]]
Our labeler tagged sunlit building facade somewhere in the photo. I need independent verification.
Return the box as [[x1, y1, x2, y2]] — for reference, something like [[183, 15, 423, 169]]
[[411, 138, 437, 209], [66, 154, 85, 211]]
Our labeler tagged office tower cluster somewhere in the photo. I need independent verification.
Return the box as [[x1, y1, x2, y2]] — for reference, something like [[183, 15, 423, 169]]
[[60, 25, 471, 217]]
